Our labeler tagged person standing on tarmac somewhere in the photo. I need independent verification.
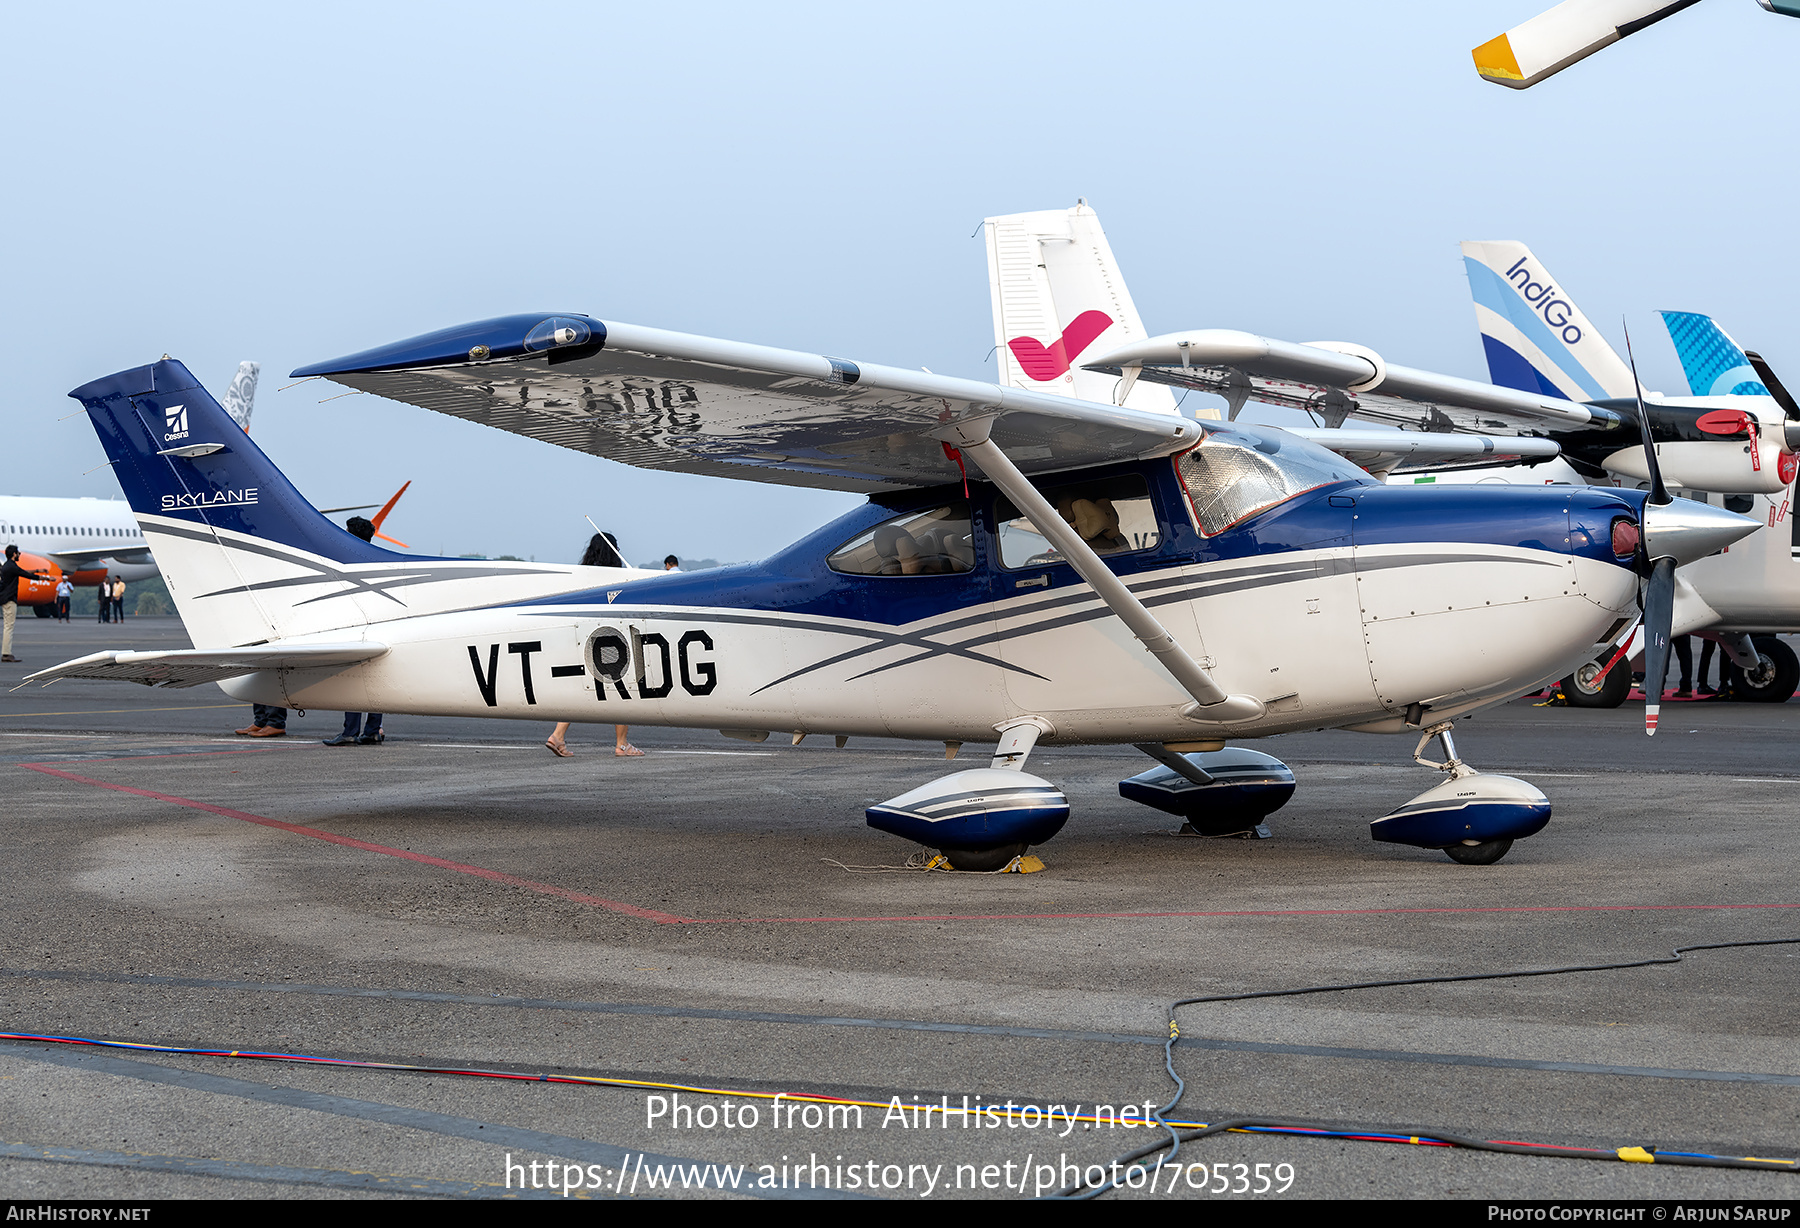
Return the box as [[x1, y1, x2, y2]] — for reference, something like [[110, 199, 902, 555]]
[[329, 511, 388, 741], [324, 516, 385, 747], [1, 545, 48, 662], [545, 531, 642, 758]]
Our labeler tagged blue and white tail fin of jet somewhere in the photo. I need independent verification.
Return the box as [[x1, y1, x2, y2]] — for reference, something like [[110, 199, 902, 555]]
[[219, 360, 260, 431], [1460, 240, 1637, 402], [1659, 311, 1771, 397], [69, 358, 591, 649]]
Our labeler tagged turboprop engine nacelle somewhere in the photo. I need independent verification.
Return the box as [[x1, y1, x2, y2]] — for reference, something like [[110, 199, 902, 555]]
[[1602, 439, 1796, 495], [13, 553, 61, 605], [866, 769, 1069, 856]]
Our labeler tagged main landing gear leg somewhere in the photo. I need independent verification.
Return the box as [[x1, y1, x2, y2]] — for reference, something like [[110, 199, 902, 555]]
[[1369, 721, 1553, 865]]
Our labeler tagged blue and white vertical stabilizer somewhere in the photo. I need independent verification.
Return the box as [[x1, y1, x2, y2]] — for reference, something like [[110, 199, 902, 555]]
[[1461, 240, 1637, 402], [68, 359, 607, 650], [1660, 311, 1772, 398]]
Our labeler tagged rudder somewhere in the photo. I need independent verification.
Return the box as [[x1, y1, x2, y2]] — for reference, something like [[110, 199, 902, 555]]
[[1660, 311, 1771, 397], [71, 358, 408, 648], [1460, 240, 1636, 402], [984, 202, 1187, 415]]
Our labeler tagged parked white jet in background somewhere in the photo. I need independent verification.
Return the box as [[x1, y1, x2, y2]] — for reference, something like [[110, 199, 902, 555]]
[[0, 361, 261, 614], [1443, 245, 1800, 704]]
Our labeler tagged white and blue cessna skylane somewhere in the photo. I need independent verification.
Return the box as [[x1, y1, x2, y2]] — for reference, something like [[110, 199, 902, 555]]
[[33, 314, 1758, 866]]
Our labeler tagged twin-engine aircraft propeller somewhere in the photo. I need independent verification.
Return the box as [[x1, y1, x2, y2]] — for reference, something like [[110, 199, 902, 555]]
[[1622, 328, 1762, 734], [1745, 350, 1800, 446]]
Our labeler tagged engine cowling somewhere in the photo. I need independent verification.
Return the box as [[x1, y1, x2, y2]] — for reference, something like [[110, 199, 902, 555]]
[[1602, 438, 1792, 495], [11, 553, 61, 605]]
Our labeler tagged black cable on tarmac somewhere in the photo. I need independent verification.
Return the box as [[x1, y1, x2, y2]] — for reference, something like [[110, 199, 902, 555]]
[[1050, 937, 1800, 1199]]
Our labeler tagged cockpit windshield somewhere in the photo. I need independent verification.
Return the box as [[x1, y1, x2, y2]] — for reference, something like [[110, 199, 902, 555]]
[[1176, 424, 1372, 536]]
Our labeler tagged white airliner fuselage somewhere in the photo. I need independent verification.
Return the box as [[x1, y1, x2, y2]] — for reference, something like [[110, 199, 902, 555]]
[[0, 495, 157, 583]]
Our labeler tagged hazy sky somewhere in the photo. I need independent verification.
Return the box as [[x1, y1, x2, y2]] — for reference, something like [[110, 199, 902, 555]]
[[4, 2, 1794, 564]]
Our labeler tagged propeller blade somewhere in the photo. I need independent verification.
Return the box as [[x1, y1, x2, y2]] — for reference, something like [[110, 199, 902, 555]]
[[1640, 556, 1677, 736], [1622, 323, 1669, 506], [1743, 350, 1800, 421]]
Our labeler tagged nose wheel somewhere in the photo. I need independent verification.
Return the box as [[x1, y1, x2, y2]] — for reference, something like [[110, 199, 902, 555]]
[[1444, 838, 1514, 865]]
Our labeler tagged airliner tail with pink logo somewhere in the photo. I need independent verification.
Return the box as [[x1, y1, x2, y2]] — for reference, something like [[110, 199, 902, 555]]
[[982, 202, 1189, 416]]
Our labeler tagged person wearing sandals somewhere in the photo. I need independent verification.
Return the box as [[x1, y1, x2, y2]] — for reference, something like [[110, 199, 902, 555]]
[[545, 530, 643, 759], [545, 721, 641, 758], [323, 516, 385, 747]]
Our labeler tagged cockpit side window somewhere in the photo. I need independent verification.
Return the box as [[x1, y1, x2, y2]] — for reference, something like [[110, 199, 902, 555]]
[[827, 504, 975, 576], [994, 474, 1160, 569], [1175, 425, 1371, 536]]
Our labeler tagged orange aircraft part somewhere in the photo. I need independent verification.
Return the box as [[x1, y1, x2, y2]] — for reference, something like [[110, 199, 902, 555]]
[[12, 553, 62, 605], [370, 480, 411, 549]]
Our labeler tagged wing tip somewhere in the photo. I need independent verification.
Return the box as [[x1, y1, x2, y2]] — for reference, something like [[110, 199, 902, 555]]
[[1472, 33, 1526, 85]]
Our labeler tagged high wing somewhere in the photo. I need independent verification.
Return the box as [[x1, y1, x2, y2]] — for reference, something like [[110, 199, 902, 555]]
[[1284, 428, 1562, 478], [291, 314, 1202, 493], [1083, 330, 1627, 437], [25, 643, 388, 689]]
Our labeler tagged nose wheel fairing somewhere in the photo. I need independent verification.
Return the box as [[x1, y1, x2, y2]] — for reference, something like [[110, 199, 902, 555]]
[[1371, 722, 1551, 859], [1370, 773, 1551, 848]]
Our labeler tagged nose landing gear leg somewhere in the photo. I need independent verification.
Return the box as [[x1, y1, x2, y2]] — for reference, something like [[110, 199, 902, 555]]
[[1371, 721, 1552, 865]]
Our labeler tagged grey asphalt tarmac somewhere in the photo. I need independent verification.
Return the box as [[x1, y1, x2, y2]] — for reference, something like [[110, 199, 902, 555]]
[[2, 619, 1796, 1201]]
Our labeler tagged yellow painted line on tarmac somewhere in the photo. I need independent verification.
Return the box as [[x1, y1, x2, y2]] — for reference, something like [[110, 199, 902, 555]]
[[0, 703, 243, 718]]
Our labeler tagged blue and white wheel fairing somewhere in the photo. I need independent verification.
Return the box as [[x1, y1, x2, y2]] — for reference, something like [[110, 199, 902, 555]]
[[866, 768, 1070, 855], [1371, 772, 1551, 858], [1117, 747, 1296, 835]]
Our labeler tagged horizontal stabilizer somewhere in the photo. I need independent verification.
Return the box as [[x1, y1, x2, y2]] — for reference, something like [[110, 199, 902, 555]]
[[25, 642, 388, 689]]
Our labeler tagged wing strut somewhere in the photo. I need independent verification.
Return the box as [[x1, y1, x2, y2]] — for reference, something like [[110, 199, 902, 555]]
[[953, 429, 1265, 724]]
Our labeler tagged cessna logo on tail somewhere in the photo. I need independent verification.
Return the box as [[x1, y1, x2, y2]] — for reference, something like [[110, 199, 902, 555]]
[[1503, 258, 1583, 346], [163, 404, 189, 442], [1007, 310, 1113, 382]]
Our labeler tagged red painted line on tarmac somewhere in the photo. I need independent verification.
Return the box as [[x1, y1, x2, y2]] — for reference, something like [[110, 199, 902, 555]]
[[24, 756, 1800, 928], [683, 902, 1800, 925], [22, 761, 691, 924]]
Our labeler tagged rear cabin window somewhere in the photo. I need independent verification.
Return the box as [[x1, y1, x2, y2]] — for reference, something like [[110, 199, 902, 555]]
[[1175, 425, 1369, 536], [827, 505, 975, 576], [995, 474, 1161, 569]]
